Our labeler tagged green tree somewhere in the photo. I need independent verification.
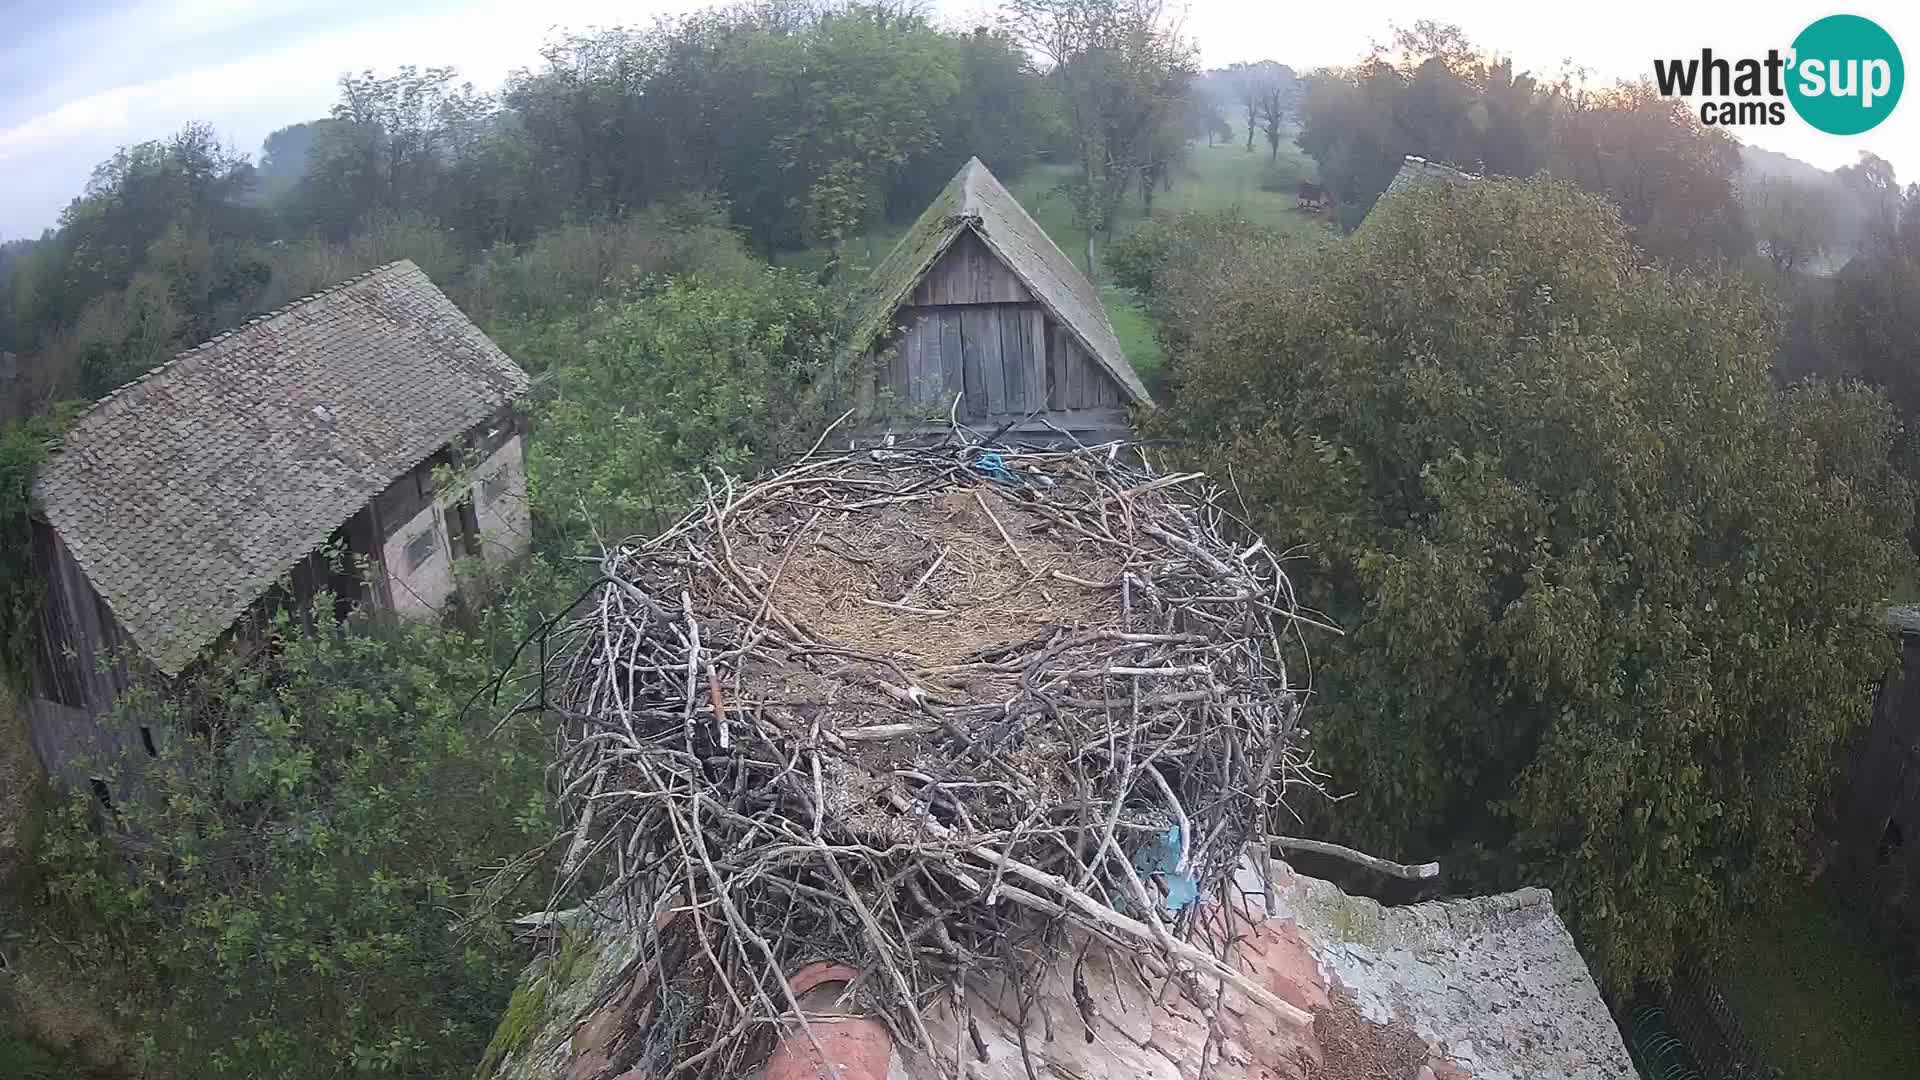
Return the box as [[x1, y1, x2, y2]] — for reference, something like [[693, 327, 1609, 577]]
[[1004, 0, 1196, 279], [298, 66, 490, 239], [1228, 60, 1294, 156], [1825, 185, 1920, 421], [889, 25, 1057, 217], [31, 595, 553, 1079], [1550, 82, 1748, 267], [1154, 176, 1912, 985], [1751, 177, 1837, 274], [1295, 23, 1513, 215], [1837, 150, 1902, 239], [0, 415, 65, 683], [256, 120, 343, 204], [528, 271, 841, 545], [1294, 60, 1408, 211], [760, 5, 961, 278], [72, 271, 181, 398]]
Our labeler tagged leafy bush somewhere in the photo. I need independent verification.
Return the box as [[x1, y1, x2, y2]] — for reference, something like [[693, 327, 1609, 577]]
[[527, 270, 843, 545], [256, 211, 469, 313], [1155, 176, 1914, 985], [0, 425, 47, 686], [465, 199, 759, 332], [30, 597, 552, 1078], [0, 1035, 81, 1080], [1, 407, 81, 684], [1107, 210, 1320, 363]]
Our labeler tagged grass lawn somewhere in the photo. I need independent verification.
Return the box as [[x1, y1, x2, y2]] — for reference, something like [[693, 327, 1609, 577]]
[[802, 136, 1339, 389], [1713, 886, 1920, 1079]]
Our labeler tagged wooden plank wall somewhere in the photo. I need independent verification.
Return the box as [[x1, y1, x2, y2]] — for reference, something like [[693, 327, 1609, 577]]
[[27, 519, 164, 805], [30, 520, 140, 715], [865, 227, 1128, 422], [910, 231, 1034, 306], [871, 304, 1122, 417]]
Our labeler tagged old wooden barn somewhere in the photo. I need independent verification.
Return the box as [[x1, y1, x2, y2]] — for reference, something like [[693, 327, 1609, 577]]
[[841, 157, 1151, 442], [26, 261, 532, 800]]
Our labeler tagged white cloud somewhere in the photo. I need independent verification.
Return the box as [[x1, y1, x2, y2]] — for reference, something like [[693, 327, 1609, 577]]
[[0, 87, 144, 163]]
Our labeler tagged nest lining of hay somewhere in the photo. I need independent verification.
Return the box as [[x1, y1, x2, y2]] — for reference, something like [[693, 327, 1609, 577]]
[[511, 436, 1326, 1077]]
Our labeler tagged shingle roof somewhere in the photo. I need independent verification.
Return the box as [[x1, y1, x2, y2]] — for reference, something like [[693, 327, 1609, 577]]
[[33, 261, 529, 675], [1380, 154, 1482, 200], [847, 157, 1151, 405]]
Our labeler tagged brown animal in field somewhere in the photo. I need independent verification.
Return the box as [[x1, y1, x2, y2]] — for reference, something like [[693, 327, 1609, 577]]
[[1296, 181, 1332, 212]]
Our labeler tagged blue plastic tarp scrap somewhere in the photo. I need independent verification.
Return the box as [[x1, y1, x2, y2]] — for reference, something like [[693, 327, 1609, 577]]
[[1132, 824, 1198, 913]]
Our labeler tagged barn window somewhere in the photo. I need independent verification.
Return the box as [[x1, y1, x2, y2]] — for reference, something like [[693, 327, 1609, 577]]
[[404, 526, 439, 572], [140, 725, 157, 757]]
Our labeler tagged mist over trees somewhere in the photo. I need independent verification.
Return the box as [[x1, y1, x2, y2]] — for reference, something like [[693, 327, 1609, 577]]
[[1290, 21, 1754, 264], [3, 1, 1202, 414]]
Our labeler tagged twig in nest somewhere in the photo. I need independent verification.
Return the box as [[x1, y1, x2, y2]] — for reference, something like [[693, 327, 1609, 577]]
[[497, 428, 1331, 1078], [973, 488, 1033, 574], [1264, 836, 1440, 880]]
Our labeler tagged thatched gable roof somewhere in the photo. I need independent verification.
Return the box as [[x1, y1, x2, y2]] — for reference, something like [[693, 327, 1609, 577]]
[[847, 157, 1150, 405], [33, 261, 528, 675]]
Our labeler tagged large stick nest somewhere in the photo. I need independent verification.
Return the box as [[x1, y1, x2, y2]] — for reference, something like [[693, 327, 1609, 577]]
[[512, 436, 1327, 1077]]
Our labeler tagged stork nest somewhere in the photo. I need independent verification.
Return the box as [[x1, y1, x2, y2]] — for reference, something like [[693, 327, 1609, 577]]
[[508, 435, 1328, 1077]]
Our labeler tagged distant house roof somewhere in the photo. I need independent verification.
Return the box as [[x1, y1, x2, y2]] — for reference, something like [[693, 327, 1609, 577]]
[[1382, 154, 1482, 199], [847, 156, 1151, 405], [33, 261, 529, 675]]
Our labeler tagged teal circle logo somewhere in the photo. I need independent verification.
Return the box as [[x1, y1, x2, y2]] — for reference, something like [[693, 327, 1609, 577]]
[[1788, 15, 1903, 135]]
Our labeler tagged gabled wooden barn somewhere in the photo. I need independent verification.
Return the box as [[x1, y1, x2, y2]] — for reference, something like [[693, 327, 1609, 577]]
[[842, 157, 1151, 442], [25, 261, 531, 800]]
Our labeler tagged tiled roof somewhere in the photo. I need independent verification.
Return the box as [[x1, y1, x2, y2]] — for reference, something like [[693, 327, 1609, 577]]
[[847, 157, 1151, 405], [33, 261, 529, 675]]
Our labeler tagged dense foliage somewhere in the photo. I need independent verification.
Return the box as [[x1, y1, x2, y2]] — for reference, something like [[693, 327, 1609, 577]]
[[1107, 207, 1326, 363], [1823, 186, 1920, 420], [527, 269, 843, 543], [0, 2, 1088, 414], [13, 239, 843, 1073], [1293, 23, 1748, 266], [0, 407, 80, 684], [0, 426, 47, 685], [1150, 179, 1913, 984], [33, 596, 553, 1077], [1004, 0, 1196, 275]]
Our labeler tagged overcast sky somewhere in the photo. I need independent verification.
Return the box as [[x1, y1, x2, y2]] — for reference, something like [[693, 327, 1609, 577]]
[[3, 0, 1918, 239]]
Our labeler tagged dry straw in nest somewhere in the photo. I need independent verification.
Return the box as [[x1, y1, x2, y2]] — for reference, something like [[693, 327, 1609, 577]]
[[504, 432, 1335, 1077]]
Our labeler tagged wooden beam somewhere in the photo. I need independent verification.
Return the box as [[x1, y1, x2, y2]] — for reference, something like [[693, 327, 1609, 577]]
[[999, 305, 1028, 411], [970, 308, 1005, 415]]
